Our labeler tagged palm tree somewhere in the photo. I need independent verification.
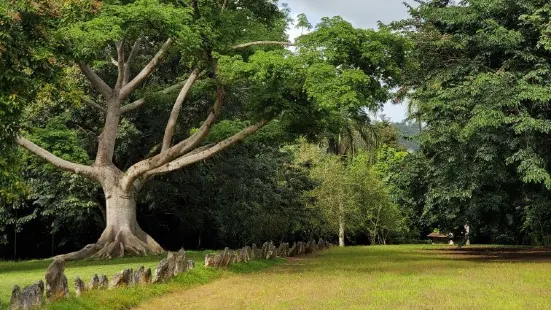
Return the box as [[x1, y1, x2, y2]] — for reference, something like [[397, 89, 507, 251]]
[[327, 109, 380, 160]]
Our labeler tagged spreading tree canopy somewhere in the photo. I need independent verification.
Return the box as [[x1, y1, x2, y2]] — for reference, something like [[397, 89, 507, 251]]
[[399, 0, 551, 243], [2, 0, 411, 259]]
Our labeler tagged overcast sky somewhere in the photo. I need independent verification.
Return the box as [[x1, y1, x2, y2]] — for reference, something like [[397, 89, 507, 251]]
[[283, 0, 413, 122]]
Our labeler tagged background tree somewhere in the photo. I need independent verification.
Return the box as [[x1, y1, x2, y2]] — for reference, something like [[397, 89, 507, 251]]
[[394, 0, 551, 244], [292, 141, 405, 246], [0, 0, 67, 250], [351, 151, 404, 245], [292, 141, 356, 246]]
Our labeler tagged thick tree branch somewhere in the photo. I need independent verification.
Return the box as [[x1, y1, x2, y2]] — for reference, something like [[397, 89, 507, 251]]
[[124, 39, 141, 85], [231, 41, 294, 49], [82, 97, 106, 113], [145, 119, 269, 177], [120, 38, 173, 99], [164, 85, 224, 157], [120, 81, 187, 114], [162, 68, 201, 152], [16, 136, 98, 180], [121, 87, 225, 191], [78, 63, 113, 99], [95, 96, 123, 165], [120, 98, 145, 114], [115, 41, 125, 90]]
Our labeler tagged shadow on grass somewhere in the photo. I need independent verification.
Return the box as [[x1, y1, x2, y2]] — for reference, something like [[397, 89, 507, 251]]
[[424, 246, 551, 263], [267, 247, 473, 277], [271, 245, 551, 277]]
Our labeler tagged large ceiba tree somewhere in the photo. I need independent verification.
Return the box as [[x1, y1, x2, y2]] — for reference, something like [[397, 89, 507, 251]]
[[7, 0, 410, 259]]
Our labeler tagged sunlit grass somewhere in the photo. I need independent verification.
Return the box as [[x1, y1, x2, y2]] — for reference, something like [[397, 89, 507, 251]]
[[3, 245, 551, 309], [136, 245, 551, 310], [0, 251, 282, 310]]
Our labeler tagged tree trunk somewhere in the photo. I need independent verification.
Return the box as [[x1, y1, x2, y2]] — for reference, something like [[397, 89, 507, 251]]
[[338, 211, 345, 247], [57, 184, 164, 261]]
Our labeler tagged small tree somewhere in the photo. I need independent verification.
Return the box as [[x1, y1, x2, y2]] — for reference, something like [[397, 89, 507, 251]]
[[349, 152, 405, 245]]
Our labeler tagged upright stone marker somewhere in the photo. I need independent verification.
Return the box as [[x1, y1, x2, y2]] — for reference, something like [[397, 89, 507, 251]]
[[109, 268, 133, 289], [9, 281, 44, 310], [134, 266, 150, 285], [74, 277, 86, 296], [8, 285, 22, 310], [251, 243, 258, 259], [45, 259, 69, 302], [89, 274, 100, 290], [173, 249, 187, 275], [153, 252, 176, 283], [204, 254, 216, 267], [266, 241, 276, 259], [261, 242, 269, 259], [99, 275, 108, 289], [288, 242, 297, 257]]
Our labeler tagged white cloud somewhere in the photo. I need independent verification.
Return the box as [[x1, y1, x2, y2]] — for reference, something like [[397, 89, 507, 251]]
[[286, 14, 305, 42], [283, 0, 414, 29]]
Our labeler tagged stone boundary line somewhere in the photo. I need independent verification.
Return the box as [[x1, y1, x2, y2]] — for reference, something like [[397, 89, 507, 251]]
[[7, 239, 330, 309]]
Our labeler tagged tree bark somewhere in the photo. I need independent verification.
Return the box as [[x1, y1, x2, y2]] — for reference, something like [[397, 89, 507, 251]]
[[95, 97, 122, 165], [338, 204, 345, 247], [57, 181, 163, 261]]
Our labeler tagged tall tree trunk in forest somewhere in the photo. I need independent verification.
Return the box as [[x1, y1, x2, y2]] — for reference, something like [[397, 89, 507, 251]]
[[338, 203, 345, 247], [13, 213, 17, 260]]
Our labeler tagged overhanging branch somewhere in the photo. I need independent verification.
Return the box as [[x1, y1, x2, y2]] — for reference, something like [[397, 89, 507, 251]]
[[232, 41, 295, 49], [82, 97, 106, 113], [121, 87, 225, 191], [115, 41, 125, 89], [16, 136, 98, 180], [124, 39, 141, 85]]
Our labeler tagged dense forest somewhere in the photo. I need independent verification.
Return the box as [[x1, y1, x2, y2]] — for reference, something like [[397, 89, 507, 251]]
[[2, 0, 551, 260]]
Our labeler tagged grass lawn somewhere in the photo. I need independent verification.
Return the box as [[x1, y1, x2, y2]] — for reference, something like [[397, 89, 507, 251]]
[[135, 245, 551, 310], [3, 245, 551, 309], [0, 251, 282, 310]]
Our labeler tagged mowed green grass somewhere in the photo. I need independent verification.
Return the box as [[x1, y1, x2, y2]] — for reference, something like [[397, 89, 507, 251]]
[[136, 245, 551, 310], [3, 246, 551, 309], [0, 251, 283, 310]]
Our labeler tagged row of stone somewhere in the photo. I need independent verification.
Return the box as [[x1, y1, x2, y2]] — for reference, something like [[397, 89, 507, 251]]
[[8, 239, 329, 309], [8, 249, 194, 310], [204, 238, 330, 268]]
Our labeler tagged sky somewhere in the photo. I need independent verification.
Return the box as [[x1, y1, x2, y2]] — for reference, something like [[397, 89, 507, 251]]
[[282, 0, 414, 122]]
